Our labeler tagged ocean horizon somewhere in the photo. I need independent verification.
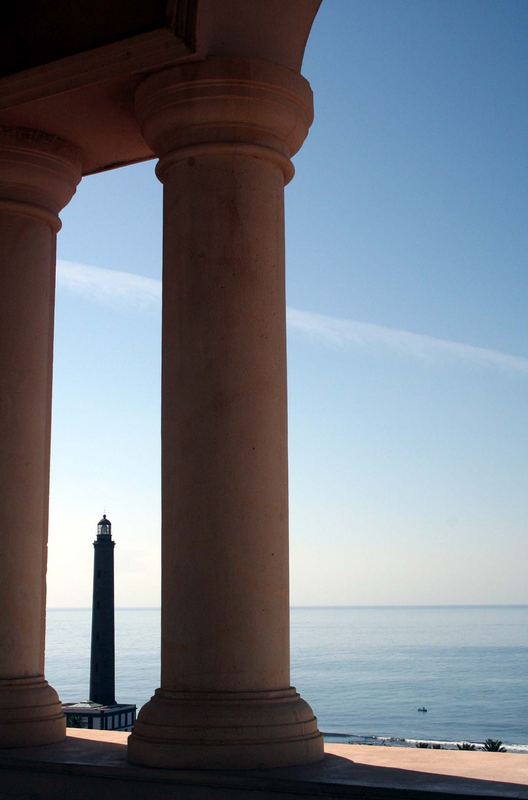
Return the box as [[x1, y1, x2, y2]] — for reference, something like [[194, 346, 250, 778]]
[[46, 605, 528, 752]]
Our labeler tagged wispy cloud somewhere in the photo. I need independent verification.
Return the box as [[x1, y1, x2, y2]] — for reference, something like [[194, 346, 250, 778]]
[[287, 308, 528, 375], [57, 260, 528, 376], [58, 260, 161, 311]]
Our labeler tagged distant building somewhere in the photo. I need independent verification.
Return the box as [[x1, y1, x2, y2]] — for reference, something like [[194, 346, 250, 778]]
[[62, 700, 136, 732], [62, 515, 136, 732]]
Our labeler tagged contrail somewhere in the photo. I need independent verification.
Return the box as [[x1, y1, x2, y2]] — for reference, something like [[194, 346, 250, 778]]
[[58, 260, 161, 311], [286, 307, 528, 376], [57, 260, 528, 376]]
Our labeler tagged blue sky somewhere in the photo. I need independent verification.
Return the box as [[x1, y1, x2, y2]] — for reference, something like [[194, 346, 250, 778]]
[[48, 0, 528, 607]]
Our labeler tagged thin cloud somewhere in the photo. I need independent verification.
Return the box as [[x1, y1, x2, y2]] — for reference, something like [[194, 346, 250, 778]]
[[57, 260, 528, 376], [287, 307, 528, 375], [57, 260, 161, 311]]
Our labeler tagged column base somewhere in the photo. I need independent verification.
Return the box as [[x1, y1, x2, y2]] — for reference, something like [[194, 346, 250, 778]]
[[127, 686, 324, 769], [0, 676, 66, 748]]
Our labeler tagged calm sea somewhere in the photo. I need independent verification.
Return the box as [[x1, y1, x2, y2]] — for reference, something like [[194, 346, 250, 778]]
[[45, 605, 528, 751]]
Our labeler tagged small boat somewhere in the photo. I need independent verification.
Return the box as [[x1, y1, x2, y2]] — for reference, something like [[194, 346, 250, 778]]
[[417, 707, 428, 713]]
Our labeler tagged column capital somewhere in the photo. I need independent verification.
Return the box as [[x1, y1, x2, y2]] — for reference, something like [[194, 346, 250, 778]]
[[135, 57, 314, 184], [0, 126, 82, 232]]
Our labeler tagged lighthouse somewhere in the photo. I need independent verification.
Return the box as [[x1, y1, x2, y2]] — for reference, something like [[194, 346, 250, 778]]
[[89, 514, 116, 705], [62, 515, 136, 730]]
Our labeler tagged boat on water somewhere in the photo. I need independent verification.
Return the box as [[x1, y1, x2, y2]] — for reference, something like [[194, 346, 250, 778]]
[[417, 707, 428, 712]]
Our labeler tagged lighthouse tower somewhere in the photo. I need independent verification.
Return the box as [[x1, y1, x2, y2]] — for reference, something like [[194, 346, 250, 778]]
[[62, 514, 136, 730], [89, 514, 116, 706]]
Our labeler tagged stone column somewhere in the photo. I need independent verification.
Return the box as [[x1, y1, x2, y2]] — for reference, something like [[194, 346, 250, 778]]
[[0, 127, 81, 747], [128, 58, 323, 769]]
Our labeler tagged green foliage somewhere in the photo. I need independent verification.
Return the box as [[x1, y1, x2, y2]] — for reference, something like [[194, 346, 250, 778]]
[[457, 742, 476, 750], [483, 739, 507, 752]]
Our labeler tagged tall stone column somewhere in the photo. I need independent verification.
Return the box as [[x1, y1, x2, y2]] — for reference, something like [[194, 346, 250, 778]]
[[129, 58, 323, 769], [0, 127, 81, 747]]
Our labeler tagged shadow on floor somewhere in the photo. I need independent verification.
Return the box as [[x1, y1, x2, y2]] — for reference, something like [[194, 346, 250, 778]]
[[1, 736, 527, 799]]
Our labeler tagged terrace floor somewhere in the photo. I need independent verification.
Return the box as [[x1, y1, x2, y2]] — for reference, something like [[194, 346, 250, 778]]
[[1, 730, 527, 799]]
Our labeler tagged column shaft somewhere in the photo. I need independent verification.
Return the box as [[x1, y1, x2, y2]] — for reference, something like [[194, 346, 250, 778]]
[[161, 153, 289, 693], [128, 58, 323, 769], [0, 127, 81, 747], [0, 215, 56, 681]]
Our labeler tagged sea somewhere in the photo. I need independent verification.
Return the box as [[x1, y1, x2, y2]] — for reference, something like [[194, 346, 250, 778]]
[[45, 605, 528, 752]]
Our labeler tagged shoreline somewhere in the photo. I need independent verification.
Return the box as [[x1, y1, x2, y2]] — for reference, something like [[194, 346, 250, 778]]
[[322, 732, 528, 754]]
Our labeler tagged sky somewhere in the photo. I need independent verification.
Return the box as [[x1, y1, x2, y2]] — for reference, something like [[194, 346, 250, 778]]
[[47, 0, 528, 607]]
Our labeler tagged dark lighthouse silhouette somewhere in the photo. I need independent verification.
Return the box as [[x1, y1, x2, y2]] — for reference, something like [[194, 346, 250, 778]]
[[62, 514, 136, 731], [90, 514, 116, 705]]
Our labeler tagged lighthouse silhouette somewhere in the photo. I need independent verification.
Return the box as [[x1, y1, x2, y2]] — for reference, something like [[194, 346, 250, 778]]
[[62, 514, 136, 730], [89, 514, 116, 705]]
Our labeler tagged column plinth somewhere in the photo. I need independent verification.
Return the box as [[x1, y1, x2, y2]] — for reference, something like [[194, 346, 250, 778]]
[[0, 127, 81, 747], [128, 58, 323, 769]]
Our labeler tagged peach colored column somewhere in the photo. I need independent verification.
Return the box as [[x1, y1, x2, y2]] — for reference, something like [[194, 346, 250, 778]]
[[128, 58, 323, 769], [0, 127, 81, 747]]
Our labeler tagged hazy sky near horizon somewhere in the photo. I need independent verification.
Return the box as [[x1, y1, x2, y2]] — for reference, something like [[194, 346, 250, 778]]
[[48, 0, 528, 608]]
